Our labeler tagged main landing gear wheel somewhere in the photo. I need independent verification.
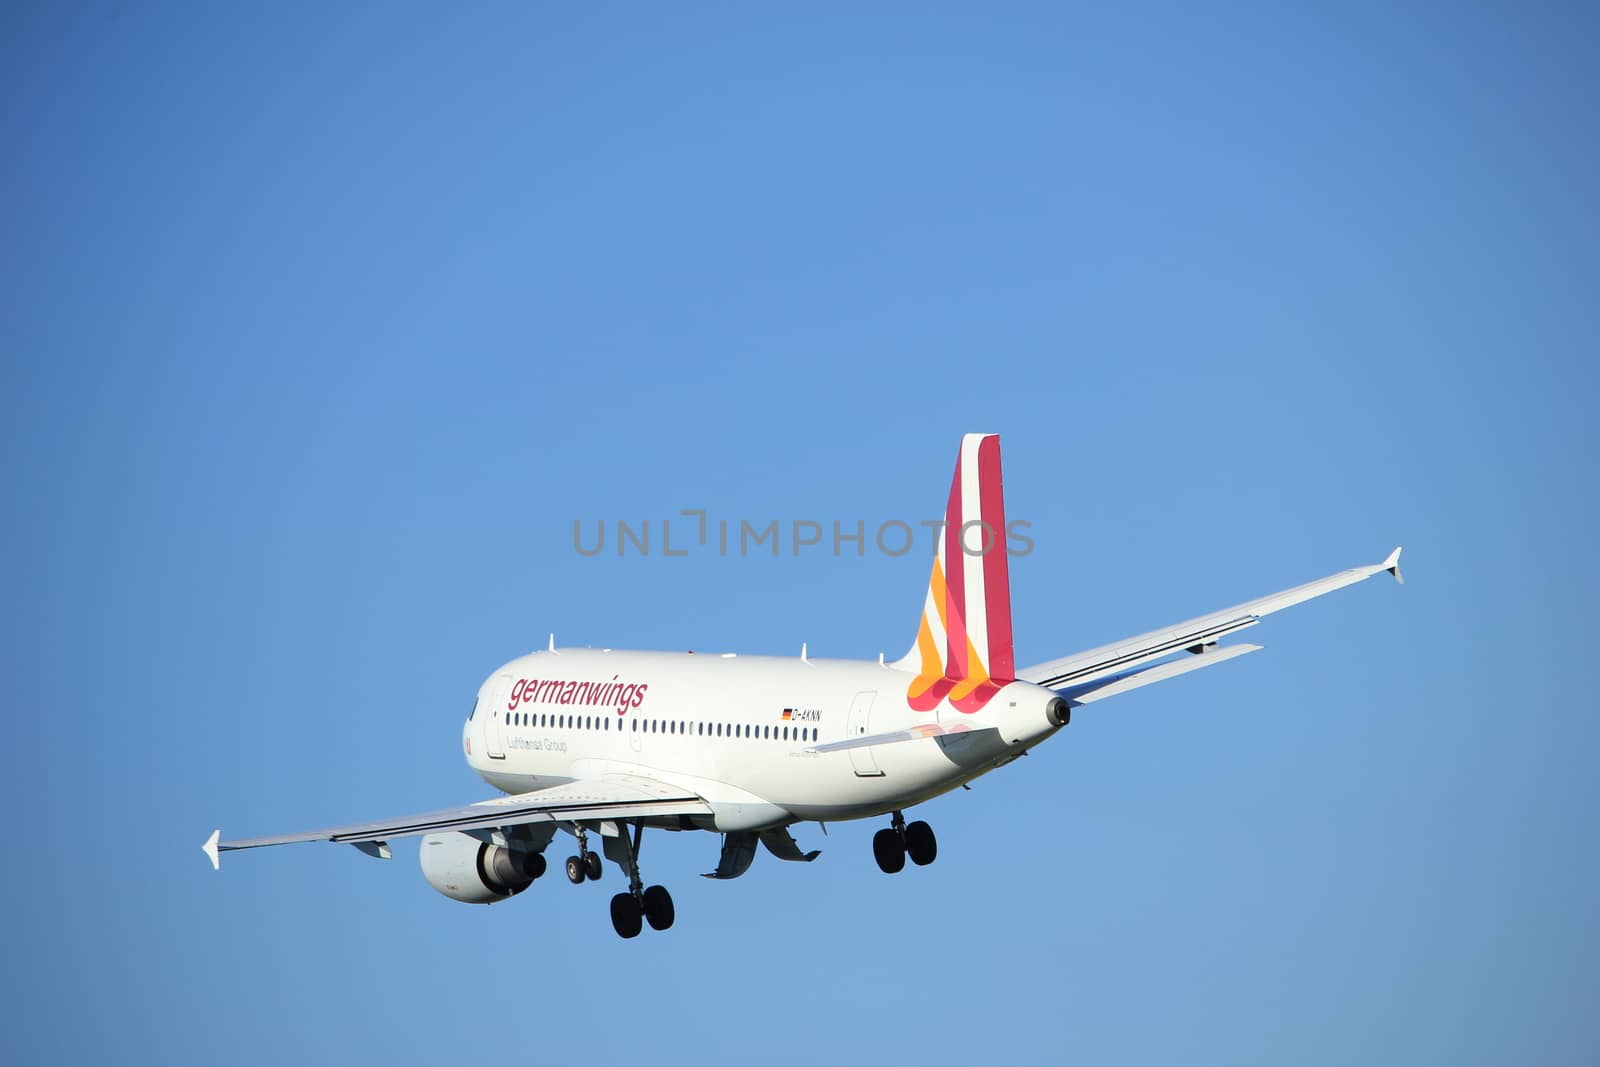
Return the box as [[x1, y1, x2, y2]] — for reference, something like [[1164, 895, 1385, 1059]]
[[905, 820, 937, 866], [584, 852, 603, 881], [610, 893, 643, 939], [873, 827, 906, 874], [642, 885, 675, 931], [565, 855, 588, 884]]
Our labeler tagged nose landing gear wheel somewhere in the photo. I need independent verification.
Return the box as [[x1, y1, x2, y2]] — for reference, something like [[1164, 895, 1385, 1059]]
[[584, 852, 603, 881], [610, 893, 643, 939], [905, 820, 937, 866], [873, 827, 906, 874], [565, 855, 587, 884], [642, 885, 675, 931]]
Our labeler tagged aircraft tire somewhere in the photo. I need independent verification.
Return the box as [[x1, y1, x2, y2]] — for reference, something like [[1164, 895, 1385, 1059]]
[[610, 893, 643, 938], [642, 885, 675, 931], [873, 828, 906, 874]]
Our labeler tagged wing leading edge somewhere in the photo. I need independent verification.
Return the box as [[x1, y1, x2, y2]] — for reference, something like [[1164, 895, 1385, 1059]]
[[204, 775, 710, 870], [1018, 547, 1403, 700]]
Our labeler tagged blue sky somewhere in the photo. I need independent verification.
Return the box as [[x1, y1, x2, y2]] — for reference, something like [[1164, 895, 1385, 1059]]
[[4, 4, 1596, 1064]]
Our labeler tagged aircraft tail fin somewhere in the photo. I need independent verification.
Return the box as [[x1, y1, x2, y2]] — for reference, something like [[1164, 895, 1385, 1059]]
[[893, 433, 1015, 712]]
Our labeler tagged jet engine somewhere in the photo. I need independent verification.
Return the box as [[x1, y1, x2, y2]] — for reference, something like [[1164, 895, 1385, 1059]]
[[419, 831, 546, 904]]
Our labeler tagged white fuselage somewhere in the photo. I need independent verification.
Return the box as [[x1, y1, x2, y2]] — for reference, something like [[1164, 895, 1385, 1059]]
[[464, 648, 1064, 832]]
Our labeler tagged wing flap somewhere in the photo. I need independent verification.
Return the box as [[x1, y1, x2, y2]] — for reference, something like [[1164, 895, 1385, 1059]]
[[211, 776, 710, 864], [809, 721, 969, 754]]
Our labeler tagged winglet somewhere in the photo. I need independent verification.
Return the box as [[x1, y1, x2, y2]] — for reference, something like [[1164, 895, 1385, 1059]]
[[202, 829, 221, 871], [1382, 546, 1404, 585]]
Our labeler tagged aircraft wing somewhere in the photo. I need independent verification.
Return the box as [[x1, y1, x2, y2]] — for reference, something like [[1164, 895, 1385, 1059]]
[[1018, 548, 1404, 704], [203, 774, 710, 869]]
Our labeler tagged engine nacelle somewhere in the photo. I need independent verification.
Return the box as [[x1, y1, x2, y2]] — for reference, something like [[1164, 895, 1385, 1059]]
[[419, 831, 546, 904]]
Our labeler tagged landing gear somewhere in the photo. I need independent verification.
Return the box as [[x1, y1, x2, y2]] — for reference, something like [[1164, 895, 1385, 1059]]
[[608, 820, 674, 939], [642, 884, 675, 931], [566, 826, 603, 884], [874, 810, 937, 873], [905, 820, 937, 866], [873, 828, 905, 874], [610, 892, 643, 939]]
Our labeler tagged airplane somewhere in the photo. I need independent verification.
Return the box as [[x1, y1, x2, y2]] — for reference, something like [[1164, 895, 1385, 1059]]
[[205, 433, 1404, 939]]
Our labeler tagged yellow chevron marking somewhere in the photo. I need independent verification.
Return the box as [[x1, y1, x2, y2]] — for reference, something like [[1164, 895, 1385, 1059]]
[[948, 634, 990, 701]]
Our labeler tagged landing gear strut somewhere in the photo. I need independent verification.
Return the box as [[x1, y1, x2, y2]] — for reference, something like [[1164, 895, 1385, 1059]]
[[608, 821, 674, 939], [565, 826, 602, 884], [874, 810, 937, 873]]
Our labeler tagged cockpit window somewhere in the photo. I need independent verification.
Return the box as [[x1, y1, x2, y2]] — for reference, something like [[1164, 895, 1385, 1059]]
[[468, 698, 479, 722]]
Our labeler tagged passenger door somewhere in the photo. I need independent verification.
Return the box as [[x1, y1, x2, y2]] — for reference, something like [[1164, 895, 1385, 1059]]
[[484, 675, 510, 760], [846, 691, 883, 777]]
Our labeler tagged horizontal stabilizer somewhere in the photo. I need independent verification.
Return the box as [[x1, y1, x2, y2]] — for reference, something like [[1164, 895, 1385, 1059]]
[[1020, 546, 1406, 692], [1060, 643, 1262, 705]]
